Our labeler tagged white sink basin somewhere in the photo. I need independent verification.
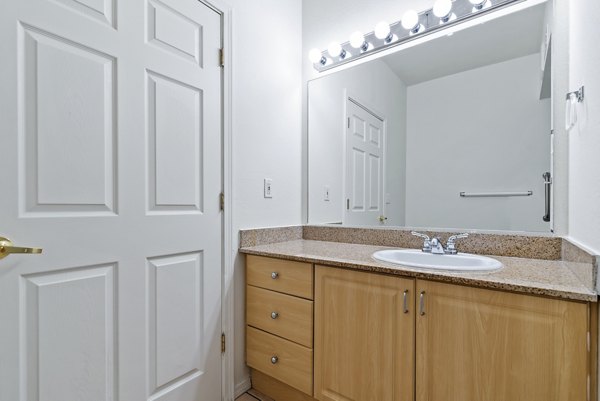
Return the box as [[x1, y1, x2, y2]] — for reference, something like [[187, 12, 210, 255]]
[[372, 249, 503, 272]]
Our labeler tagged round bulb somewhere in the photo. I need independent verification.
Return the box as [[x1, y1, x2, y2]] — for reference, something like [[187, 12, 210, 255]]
[[401, 10, 419, 31], [349, 31, 365, 49], [374, 21, 391, 40], [433, 0, 453, 18], [328, 42, 342, 57], [309, 48, 323, 63]]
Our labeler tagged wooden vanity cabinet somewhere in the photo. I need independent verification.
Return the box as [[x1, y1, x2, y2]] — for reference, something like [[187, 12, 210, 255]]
[[245, 255, 315, 396], [246, 255, 593, 401], [314, 265, 415, 401], [415, 280, 590, 401]]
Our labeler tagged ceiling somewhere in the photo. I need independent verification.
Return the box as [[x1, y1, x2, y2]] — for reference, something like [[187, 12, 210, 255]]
[[381, 3, 547, 85]]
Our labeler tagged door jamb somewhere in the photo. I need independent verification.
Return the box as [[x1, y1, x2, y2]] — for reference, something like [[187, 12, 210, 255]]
[[197, 0, 234, 399]]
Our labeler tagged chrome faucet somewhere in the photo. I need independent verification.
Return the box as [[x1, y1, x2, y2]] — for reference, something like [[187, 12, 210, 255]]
[[411, 231, 469, 255], [445, 233, 469, 254], [411, 231, 431, 252], [429, 237, 446, 254]]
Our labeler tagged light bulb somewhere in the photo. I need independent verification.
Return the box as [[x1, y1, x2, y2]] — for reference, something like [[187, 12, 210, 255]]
[[433, 0, 453, 20], [469, 0, 489, 9], [349, 31, 367, 50], [401, 10, 420, 32], [309, 48, 325, 64], [327, 42, 342, 58], [374, 21, 392, 41]]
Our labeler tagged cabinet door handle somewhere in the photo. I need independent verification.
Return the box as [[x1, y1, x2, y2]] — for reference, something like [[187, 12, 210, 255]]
[[419, 291, 426, 316], [271, 356, 278, 364], [403, 290, 409, 314], [271, 272, 279, 279], [271, 311, 279, 319]]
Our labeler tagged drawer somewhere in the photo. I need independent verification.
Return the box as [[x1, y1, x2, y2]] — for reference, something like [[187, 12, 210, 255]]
[[247, 285, 313, 348], [246, 326, 313, 396], [246, 255, 314, 299]]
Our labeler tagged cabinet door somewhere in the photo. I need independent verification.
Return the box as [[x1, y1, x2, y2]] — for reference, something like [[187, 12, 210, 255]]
[[416, 280, 589, 401], [314, 266, 415, 401]]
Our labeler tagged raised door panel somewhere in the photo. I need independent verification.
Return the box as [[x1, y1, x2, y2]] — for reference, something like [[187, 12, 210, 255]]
[[147, 0, 202, 65], [50, 0, 116, 27], [368, 153, 380, 211], [21, 264, 117, 401], [351, 148, 366, 211], [147, 252, 205, 398], [20, 26, 116, 216], [416, 280, 589, 401], [314, 266, 415, 401], [147, 70, 203, 213]]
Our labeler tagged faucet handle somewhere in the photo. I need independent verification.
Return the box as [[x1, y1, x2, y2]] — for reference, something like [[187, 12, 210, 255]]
[[446, 233, 469, 254], [411, 231, 432, 252]]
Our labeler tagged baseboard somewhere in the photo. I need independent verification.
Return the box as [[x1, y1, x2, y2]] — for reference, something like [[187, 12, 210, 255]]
[[235, 375, 252, 398]]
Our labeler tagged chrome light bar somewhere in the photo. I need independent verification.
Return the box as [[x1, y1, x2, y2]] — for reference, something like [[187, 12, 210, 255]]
[[309, 0, 525, 72]]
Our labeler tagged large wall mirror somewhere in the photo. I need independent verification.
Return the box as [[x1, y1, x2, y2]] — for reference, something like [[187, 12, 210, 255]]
[[307, 1, 553, 232]]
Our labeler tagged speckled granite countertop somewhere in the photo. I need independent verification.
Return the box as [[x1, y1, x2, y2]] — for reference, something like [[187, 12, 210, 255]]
[[240, 239, 597, 302]]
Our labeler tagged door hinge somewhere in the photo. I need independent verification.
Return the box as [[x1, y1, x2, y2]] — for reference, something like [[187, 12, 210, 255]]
[[219, 48, 225, 67], [221, 333, 226, 353], [219, 192, 225, 211]]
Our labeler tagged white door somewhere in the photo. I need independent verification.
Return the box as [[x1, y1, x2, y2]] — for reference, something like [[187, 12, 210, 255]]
[[0, 1, 223, 400], [344, 99, 386, 226]]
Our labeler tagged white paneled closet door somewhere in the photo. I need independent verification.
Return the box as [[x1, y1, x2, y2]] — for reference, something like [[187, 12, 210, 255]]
[[345, 99, 385, 226], [0, 1, 223, 400]]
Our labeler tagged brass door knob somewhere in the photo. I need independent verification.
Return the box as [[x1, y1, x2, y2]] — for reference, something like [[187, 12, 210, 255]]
[[378, 215, 388, 223], [0, 237, 42, 260]]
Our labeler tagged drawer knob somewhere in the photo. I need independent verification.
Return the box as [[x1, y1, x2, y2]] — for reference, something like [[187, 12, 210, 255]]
[[271, 311, 279, 319], [271, 356, 279, 364], [271, 272, 279, 279]]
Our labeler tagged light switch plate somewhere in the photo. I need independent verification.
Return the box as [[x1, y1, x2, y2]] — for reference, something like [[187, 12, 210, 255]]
[[264, 178, 273, 198]]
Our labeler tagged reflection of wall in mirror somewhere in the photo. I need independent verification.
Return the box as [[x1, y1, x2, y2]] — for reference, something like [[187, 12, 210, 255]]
[[308, 60, 408, 225], [405, 53, 551, 231]]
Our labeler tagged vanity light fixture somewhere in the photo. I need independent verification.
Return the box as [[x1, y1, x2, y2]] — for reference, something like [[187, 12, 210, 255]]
[[469, 0, 491, 10], [374, 21, 395, 43], [309, 48, 327, 65], [349, 31, 369, 52], [401, 9, 422, 34], [433, 0, 456, 23], [327, 42, 347, 59], [309, 0, 521, 72]]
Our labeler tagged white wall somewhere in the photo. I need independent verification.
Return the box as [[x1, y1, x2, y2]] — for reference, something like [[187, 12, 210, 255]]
[[308, 60, 407, 225], [405, 54, 551, 231], [229, 0, 303, 393], [567, 0, 600, 255]]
